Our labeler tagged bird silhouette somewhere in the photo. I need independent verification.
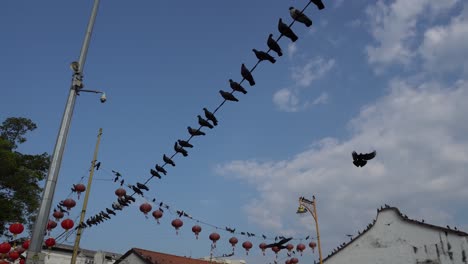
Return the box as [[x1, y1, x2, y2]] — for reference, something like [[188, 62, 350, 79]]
[[198, 115, 214, 129], [150, 169, 162, 179], [95, 161, 101, 170], [188, 126, 205, 136], [120, 179, 125, 186], [310, 0, 325, 10], [178, 139, 193, 148], [241, 64, 255, 86], [106, 208, 116, 216], [203, 108, 218, 126], [352, 150, 377, 167], [278, 18, 298, 42], [155, 164, 167, 175], [220, 90, 239, 102], [253, 49, 276, 63], [229, 79, 248, 94], [267, 34, 283, 57], [136, 182, 149, 191], [174, 142, 188, 157], [163, 154, 176, 166], [112, 170, 122, 177], [265, 237, 293, 248], [124, 195, 136, 203], [131, 185, 144, 196], [289, 7, 312, 27]]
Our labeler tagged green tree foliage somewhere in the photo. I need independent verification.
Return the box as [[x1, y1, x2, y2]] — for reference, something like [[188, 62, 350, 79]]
[[0, 117, 50, 237]]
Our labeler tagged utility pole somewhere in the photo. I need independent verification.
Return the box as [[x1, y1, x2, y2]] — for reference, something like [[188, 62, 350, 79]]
[[26, 1, 101, 263], [297, 196, 323, 264], [71, 128, 103, 264]]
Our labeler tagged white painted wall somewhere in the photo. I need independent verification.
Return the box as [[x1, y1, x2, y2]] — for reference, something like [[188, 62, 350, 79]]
[[324, 209, 468, 264]]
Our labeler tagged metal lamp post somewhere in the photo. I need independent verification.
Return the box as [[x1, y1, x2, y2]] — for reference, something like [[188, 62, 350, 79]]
[[26, 1, 101, 263], [297, 196, 324, 264]]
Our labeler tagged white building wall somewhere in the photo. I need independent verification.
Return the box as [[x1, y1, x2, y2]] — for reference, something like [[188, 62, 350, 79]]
[[325, 210, 468, 264], [115, 253, 145, 264]]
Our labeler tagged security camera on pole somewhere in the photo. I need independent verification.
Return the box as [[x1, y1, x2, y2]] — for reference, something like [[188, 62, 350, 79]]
[[26, 1, 104, 263]]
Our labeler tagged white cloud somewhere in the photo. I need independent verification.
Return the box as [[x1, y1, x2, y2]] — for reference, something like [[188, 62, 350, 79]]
[[365, 0, 458, 67], [291, 57, 335, 87], [419, 5, 468, 75], [312, 92, 329, 105], [272, 88, 307, 112], [217, 78, 468, 251], [287, 42, 297, 58]]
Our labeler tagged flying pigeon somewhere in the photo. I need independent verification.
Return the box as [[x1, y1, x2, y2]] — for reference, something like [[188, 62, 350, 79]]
[[289, 7, 312, 27], [310, 0, 325, 10], [241, 64, 255, 86], [95, 161, 101, 170], [178, 139, 193, 148], [253, 49, 276, 63], [174, 142, 188, 157], [220, 90, 239, 102], [265, 237, 293, 248], [229, 79, 247, 94], [278, 18, 298, 42], [198, 115, 214, 129], [352, 150, 376, 167], [267, 34, 283, 57], [106, 208, 116, 216], [163, 154, 176, 166], [188, 126, 205, 136], [203, 108, 218, 126], [150, 169, 162, 179], [137, 182, 149, 191], [155, 164, 167, 175]]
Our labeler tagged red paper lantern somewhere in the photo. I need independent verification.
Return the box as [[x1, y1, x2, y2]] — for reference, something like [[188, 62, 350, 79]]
[[9, 251, 19, 260], [9, 222, 24, 236], [47, 220, 57, 231], [115, 188, 126, 197], [22, 240, 30, 250], [16, 247, 25, 254], [139, 203, 152, 215], [286, 243, 294, 252], [209, 232, 220, 248], [229, 237, 238, 250], [309, 241, 317, 253], [242, 241, 253, 255], [272, 246, 281, 254], [171, 219, 183, 235], [291, 257, 299, 263], [259, 242, 267, 256], [74, 184, 86, 199], [62, 198, 76, 210], [61, 218, 74, 231], [296, 243, 306, 256], [0, 242, 11, 254], [44, 238, 56, 248], [0, 261, 9, 264], [152, 210, 163, 224], [53, 210, 64, 221], [19, 259, 26, 264], [285, 260, 291, 264], [191, 225, 202, 239]]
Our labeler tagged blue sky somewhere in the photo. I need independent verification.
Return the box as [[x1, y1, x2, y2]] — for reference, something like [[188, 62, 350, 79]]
[[1, 0, 468, 263]]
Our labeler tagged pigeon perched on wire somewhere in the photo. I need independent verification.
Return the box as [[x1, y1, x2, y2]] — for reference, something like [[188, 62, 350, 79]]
[[95, 161, 101, 170], [310, 0, 325, 10], [174, 142, 188, 157], [267, 34, 283, 57], [112, 170, 122, 177], [203, 108, 218, 126], [289, 7, 312, 27], [220, 90, 239, 102], [178, 139, 193, 148], [106, 208, 116, 216], [124, 194, 136, 203], [352, 150, 377, 167], [150, 169, 162, 179], [278, 18, 298, 42], [131, 185, 144, 196], [137, 182, 149, 191], [198, 115, 214, 129], [155, 164, 167, 175], [120, 179, 125, 186], [163, 154, 176, 166], [188, 126, 205, 136], [229, 79, 247, 94], [241, 64, 255, 86], [253, 49, 276, 63]]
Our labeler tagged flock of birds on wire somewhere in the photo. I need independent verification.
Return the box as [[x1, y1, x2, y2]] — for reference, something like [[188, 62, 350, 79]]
[[5, 1, 381, 263]]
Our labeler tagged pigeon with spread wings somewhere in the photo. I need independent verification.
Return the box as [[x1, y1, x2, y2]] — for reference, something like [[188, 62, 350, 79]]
[[352, 150, 376, 167]]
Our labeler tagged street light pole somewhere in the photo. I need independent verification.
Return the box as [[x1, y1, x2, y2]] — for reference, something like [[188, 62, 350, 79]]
[[26, 1, 101, 263], [297, 196, 323, 264]]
